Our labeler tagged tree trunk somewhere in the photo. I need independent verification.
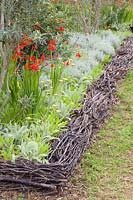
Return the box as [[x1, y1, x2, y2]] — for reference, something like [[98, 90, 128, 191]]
[[0, 0, 8, 92], [94, 0, 102, 33]]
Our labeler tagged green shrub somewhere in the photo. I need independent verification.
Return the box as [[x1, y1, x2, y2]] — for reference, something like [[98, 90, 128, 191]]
[[101, 2, 133, 30]]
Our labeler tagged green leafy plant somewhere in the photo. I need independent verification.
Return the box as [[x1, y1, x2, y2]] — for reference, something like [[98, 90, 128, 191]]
[[101, 2, 133, 30]]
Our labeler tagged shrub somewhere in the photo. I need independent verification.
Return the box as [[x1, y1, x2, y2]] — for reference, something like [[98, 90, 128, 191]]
[[101, 2, 133, 30]]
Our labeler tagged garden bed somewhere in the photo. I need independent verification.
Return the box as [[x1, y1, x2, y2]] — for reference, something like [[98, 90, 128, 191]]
[[0, 36, 133, 195]]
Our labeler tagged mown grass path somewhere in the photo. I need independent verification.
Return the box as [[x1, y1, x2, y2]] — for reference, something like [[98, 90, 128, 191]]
[[1, 70, 133, 200], [79, 69, 133, 200]]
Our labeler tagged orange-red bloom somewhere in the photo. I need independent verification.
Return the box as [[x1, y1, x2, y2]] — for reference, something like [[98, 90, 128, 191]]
[[15, 49, 23, 57], [19, 39, 32, 50], [35, 59, 41, 66], [40, 54, 46, 61], [65, 40, 69, 45], [35, 22, 41, 30], [50, 63, 55, 68], [76, 43, 79, 48], [49, 40, 56, 45], [64, 59, 70, 66], [32, 45, 38, 51], [48, 44, 56, 51], [30, 56, 36, 62], [32, 64, 39, 71], [59, 26, 65, 32], [75, 52, 81, 58]]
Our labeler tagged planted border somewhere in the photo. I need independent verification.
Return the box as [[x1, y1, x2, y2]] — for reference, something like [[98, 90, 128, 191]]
[[0, 37, 132, 195]]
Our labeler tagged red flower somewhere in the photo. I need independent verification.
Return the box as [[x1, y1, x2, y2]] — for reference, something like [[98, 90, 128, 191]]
[[59, 26, 65, 32], [35, 59, 41, 66], [22, 34, 28, 40], [40, 54, 46, 61], [32, 45, 38, 51], [49, 40, 56, 45], [22, 34, 32, 42], [15, 49, 23, 57], [12, 54, 18, 61], [21, 56, 26, 62], [65, 40, 69, 45], [75, 52, 81, 58], [32, 64, 39, 71], [35, 22, 41, 30], [21, 34, 33, 47], [19, 42, 27, 50], [50, 63, 55, 68], [48, 44, 56, 52], [64, 59, 70, 66], [26, 55, 30, 60], [19, 38, 32, 50], [30, 56, 36, 62], [55, 53, 59, 58], [76, 43, 79, 48]]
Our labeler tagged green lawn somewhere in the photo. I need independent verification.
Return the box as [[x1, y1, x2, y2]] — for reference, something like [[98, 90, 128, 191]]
[[81, 69, 133, 200]]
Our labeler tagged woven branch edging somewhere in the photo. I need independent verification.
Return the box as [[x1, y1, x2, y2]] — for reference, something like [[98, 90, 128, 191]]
[[0, 36, 133, 194]]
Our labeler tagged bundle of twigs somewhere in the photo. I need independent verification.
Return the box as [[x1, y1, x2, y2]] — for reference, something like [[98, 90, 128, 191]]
[[0, 36, 133, 194]]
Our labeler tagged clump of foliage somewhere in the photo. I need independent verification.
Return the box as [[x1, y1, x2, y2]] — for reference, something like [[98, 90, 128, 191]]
[[101, 1, 133, 30], [0, 0, 72, 122]]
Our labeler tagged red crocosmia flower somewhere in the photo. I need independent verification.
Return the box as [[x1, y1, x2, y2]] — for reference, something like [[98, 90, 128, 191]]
[[49, 40, 56, 45], [22, 34, 32, 42], [22, 34, 28, 40], [28, 63, 33, 69], [30, 56, 36, 62], [26, 55, 30, 60], [15, 49, 23, 57], [28, 38, 33, 43], [19, 39, 32, 50], [76, 52, 81, 58], [64, 59, 70, 66], [35, 59, 41, 66], [40, 54, 46, 61], [76, 43, 79, 48], [59, 26, 65, 32], [65, 40, 69, 45], [18, 43, 24, 50], [12, 54, 18, 62], [48, 44, 56, 52], [32, 45, 38, 51], [35, 22, 41, 30], [32, 64, 39, 71], [21, 56, 26, 62], [50, 63, 55, 68], [19, 42, 28, 50], [56, 53, 59, 58]]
